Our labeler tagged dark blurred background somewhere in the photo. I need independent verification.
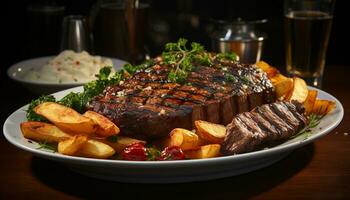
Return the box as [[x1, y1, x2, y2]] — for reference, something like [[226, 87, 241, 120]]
[[0, 0, 348, 78]]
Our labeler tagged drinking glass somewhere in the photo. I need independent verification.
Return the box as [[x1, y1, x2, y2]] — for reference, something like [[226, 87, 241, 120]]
[[91, 0, 150, 64], [284, 0, 335, 88], [60, 15, 93, 52]]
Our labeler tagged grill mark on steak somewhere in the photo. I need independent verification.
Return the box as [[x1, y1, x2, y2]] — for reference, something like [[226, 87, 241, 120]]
[[255, 105, 293, 138], [285, 102, 307, 127], [222, 101, 307, 155], [269, 103, 301, 130], [88, 60, 276, 139]]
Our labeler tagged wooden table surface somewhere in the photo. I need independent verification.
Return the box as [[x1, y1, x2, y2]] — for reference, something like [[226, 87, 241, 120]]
[[1, 65, 349, 199]]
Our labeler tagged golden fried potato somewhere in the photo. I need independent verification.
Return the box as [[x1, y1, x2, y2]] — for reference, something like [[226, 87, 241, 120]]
[[185, 144, 221, 159], [312, 99, 336, 115], [271, 74, 294, 99], [286, 77, 309, 103], [195, 120, 226, 144], [34, 102, 97, 135], [164, 128, 200, 150], [255, 61, 279, 78], [20, 121, 71, 143], [58, 135, 88, 156], [78, 139, 115, 159], [304, 90, 318, 115], [102, 136, 146, 153], [83, 111, 120, 137]]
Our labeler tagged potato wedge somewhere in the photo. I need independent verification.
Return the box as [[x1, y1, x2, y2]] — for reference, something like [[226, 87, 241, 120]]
[[255, 61, 279, 78], [164, 128, 200, 150], [286, 77, 309, 103], [195, 120, 226, 144], [34, 102, 97, 135], [304, 90, 318, 114], [270, 74, 294, 99], [185, 144, 221, 159], [58, 135, 88, 156], [20, 121, 71, 143], [83, 111, 120, 137], [312, 99, 336, 115], [102, 136, 146, 153], [78, 139, 115, 159]]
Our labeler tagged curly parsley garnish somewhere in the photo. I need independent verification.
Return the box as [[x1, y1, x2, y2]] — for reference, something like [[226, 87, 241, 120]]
[[26, 95, 56, 121]]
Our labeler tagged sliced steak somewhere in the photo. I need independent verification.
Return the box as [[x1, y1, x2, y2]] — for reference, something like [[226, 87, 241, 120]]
[[221, 101, 307, 155], [87, 61, 275, 139]]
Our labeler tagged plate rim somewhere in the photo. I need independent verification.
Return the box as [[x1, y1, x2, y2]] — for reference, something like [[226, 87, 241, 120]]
[[2, 86, 344, 167], [7, 55, 127, 86]]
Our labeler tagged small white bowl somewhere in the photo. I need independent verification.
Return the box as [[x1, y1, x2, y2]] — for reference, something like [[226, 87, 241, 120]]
[[7, 56, 127, 94]]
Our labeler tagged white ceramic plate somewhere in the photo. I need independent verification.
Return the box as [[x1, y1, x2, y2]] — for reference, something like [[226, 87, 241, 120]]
[[3, 87, 343, 183], [7, 56, 127, 94]]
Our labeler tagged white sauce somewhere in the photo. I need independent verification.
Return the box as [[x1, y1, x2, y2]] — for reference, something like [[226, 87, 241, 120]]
[[24, 50, 114, 83]]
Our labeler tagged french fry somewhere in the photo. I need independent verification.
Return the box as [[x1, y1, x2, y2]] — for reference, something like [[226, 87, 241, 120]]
[[78, 139, 115, 159], [304, 90, 318, 114], [20, 121, 71, 143], [164, 128, 200, 150], [312, 99, 336, 115], [34, 102, 97, 135], [102, 136, 146, 153], [286, 77, 309, 103], [58, 135, 88, 156], [185, 144, 221, 159], [195, 120, 226, 144], [83, 111, 120, 137]]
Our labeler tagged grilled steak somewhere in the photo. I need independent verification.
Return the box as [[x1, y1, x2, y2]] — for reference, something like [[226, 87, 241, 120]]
[[87, 60, 275, 139], [221, 101, 307, 155]]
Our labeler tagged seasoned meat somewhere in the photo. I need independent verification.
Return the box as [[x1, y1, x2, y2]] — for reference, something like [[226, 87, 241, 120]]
[[87, 61, 275, 139], [221, 101, 307, 155]]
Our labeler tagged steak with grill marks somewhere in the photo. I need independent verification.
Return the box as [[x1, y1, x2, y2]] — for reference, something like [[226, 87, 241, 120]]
[[87, 60, 276, 139], [221, 101, 307, 155]]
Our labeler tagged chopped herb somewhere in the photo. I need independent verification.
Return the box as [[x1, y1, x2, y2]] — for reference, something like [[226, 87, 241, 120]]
[[106, 135, 119, 143], [240, 76, 250, 85], [225, 73, 235, 82], [146, 147, 161, 161], [217, 52, 239, 62]]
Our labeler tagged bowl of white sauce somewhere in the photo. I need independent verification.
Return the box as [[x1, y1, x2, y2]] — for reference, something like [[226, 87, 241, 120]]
[[7, 50, 127, 94]]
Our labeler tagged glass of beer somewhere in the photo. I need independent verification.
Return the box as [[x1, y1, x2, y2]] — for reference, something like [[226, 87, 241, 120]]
[[284, 0, 335, 88]]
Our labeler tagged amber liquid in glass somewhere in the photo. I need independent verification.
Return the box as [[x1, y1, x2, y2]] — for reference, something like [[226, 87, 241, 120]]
[[285, 11, 332, 83]]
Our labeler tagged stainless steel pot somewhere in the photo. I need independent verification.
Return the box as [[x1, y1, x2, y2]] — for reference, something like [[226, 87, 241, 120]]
[[211, 19, 267, 64]]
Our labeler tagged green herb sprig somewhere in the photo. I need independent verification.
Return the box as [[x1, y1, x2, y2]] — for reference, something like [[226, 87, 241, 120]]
[[162, 38, 204, 83], [291, 114, 323, 140], [37, 140, 57, 152]]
